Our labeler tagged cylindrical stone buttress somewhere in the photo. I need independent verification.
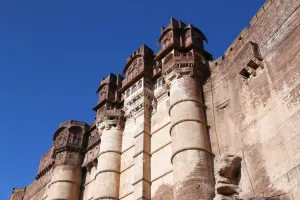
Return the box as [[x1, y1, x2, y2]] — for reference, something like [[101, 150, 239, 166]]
[[46, 165, 82, 200], [94, 125, 122, 200], [169, 75, 215, 200]]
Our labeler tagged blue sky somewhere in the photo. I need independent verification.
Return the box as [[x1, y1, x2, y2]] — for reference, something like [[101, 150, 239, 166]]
[[0, 0, 264, 199]]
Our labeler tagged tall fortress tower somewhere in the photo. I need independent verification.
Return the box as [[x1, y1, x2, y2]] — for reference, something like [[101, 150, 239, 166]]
[[10, 0, 300, 199]]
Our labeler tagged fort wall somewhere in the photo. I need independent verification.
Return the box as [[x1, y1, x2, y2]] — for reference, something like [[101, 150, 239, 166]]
[[205, 0, 300, 199], [9, 1, 300, 199]]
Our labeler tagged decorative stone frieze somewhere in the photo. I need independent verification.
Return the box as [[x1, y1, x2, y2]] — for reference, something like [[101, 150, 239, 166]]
[[97, 119, 123, 133], [124, 89, 153, 119]]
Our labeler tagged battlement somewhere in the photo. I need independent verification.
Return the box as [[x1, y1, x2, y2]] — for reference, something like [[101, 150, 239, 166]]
[[209, 56, 224, 68], [250, 0, 273, 27], [158, 18, 187, 41], [211, 0, 274, 63], [96, 73, 123, 94], [36, 147, 54, 180], [155, 18, 209, 62], [120, 45, 154, 91], [125, 44, 154, 65], [58, 120, 88, 128], [100, 73, 117, 86], [10, 188, 26, 200]]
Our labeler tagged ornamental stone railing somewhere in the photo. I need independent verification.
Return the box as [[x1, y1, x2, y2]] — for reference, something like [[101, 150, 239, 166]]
[[59, 120, 86, 128], [162, 54, 195, 74]]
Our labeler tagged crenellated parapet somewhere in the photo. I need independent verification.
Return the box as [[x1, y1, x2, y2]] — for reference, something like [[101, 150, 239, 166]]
[[36, 147, 54, 180], [93, 73, 123, 114], [10, 188, 26, 200], [154, 18, 212, 89], [121, 44, 154, 92]]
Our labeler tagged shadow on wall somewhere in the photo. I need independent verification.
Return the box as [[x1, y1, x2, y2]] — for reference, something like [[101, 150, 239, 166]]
[[242, 143, 293, 200], [152, 184, 173, 200]]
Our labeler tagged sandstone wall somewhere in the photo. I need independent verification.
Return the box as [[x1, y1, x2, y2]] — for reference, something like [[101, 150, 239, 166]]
[[22, 170, 52, 200], [119, 112, 136, 200], [151, 92, 173, 200], [9, 188, 26, 200], [205, 0, 300, 199], [10, 1, 300, 199], [38, 147, 54, 174]]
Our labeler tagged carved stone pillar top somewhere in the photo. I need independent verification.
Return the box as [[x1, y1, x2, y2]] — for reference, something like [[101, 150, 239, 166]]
[[97, 116, 125, 132], [163, 63, 208, 87]]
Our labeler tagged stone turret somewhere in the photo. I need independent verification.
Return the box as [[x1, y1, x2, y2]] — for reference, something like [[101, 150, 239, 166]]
[[156, 18, 214, 200], [45, 120, 88, 200], [120, 44, 154, 200], [93, 73, 125, 200]]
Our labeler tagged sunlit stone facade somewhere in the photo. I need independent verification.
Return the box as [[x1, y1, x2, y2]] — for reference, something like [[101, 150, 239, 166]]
[[10, 0, 300, 199]]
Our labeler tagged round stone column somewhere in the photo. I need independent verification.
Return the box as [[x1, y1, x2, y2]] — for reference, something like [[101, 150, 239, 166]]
[[47, 164, 82, 200], [94, 120, 123, 200], [168, 73, 214, 200]]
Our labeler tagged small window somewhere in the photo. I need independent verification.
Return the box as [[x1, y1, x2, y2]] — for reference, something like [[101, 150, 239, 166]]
[[126, 90, 130, 98], [132, 85, 137, 94], [239, 68, 251, 79], [158, 78, 162, 87], [138, 80, 142, 89]]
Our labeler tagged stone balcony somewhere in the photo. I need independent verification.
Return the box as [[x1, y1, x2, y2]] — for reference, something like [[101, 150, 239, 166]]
[[121, 65, 146, 90], [153, 62, 162, 77], [162, 54, 195, 74]]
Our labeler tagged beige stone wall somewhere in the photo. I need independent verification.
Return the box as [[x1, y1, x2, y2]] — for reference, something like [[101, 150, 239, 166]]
[[11, 1, 300, 199], [205, 0, 300, 199], [46, 165, 82, 200], [22, 170, 52, 200], [151, 93, 173, 200], [82, 166, 97, 200], [119, 119, 135, 200], [94, 125, 122, 199]]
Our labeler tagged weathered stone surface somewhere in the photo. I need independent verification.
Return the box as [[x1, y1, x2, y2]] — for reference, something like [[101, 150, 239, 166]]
[[10, 1, 300, 199], [217, 154, 242, 182], [216, 183, 242, 196]]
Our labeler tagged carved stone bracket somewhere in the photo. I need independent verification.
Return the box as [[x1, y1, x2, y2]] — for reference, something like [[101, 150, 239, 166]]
[[97, 117, 125, 132], [124, 90, 153, 119], [214, 154, 243, 200], [125, 102, 151, 119], [164, 63, 205, 85]]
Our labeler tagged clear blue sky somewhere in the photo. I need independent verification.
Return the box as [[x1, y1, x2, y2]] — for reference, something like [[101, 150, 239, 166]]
[[0, 0, 264, 199]]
